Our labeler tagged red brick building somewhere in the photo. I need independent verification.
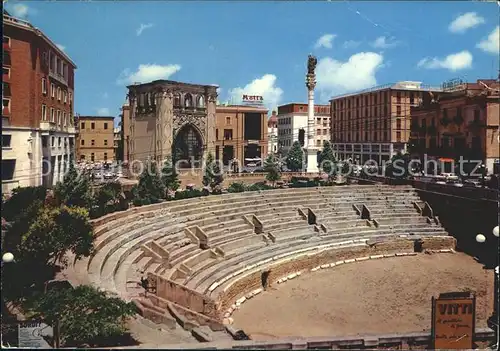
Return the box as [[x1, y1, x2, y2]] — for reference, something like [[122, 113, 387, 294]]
[[2, 12, 77, 192]]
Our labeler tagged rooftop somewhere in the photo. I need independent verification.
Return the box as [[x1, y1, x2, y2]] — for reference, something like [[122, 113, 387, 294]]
[[77, 116, 115, 120], [3, 13, 77, 69], [330, 81, 443, 101], [127, 79, 218, 90]]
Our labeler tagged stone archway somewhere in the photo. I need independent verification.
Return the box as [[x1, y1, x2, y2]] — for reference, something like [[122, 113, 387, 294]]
[[173, 124, 203, 168]]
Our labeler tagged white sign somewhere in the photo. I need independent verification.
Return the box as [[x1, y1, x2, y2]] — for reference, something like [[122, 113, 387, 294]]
[[18, 321, 53, 348], [242, 95, 264, 106]]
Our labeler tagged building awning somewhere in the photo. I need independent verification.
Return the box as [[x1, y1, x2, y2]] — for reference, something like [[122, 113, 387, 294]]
[[439, 158, 454, 162]]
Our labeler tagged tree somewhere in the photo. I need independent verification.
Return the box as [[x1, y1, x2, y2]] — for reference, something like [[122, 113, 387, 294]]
[[32, 285, 137, 347], [319, 141, 337, 180], [132, 160, 165, 205], [202, 153, 223, 190], [388, 152, 410, 179], [92, 181, 123, 218], [1, 186, 47, 222], [54, 162, 92, 209], [160, 157, 180, 195], [17, 206, 94, 266], [287, 141, 304, 172], [263, 154, 281, 187]]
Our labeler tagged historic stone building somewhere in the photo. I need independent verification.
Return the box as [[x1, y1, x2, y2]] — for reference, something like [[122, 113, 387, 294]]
[[126, 80, 218, 170]]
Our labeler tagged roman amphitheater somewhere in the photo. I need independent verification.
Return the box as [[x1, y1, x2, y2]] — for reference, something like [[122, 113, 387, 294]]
[[65, 184, 495, 349]]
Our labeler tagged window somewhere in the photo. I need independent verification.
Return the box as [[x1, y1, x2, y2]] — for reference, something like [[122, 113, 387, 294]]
[[57, 110, 61, 125], [91, 122, 95, 129], [69, 92, 72, 103], [3, 98, 11, 114], [1, 159, 15, 181], [58, 137, 62, 147], [474, 109, 480, 122], [57, 87, 61, 101], [396, 92, 401, 103], [396, 119, 401, 130], [50, 108, 55, 122], [42, 104, 47, 121], [104, 139, 108, 146], [51, 83, 55, 98], [42, 78, 47, 95], [42, 136, 48, 147], [396, 131, 401, 142], [3, 36, 11, 47], [216, 129, 219, 140], [63, 91, 67, 104], [91, 153, 95, 162], [104, 122, 108, 130], [51, 136, 55, 147], [63, 112, 66, 126], [91, 140, 95, 146], [3, 52, 11, 66], [81, 139, 85, 146], [410, 93, 415, 105], [223, 129, 233, 140], [2, 135, 12, 148], [226, 116, 231, 125], [104, 152, 108, 161], [396, 105, 402, 116], [3, 67, 10, 78]]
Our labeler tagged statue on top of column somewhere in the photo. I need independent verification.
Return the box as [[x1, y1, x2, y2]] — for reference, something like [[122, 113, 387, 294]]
[[307, 55, 317, 76]]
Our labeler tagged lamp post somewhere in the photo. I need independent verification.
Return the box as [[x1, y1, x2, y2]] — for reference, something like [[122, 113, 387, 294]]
[[1, 252, 15, 348], [475, 226, 499, 348]]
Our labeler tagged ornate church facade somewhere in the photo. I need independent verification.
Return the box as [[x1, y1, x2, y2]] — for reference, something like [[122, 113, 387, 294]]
[[127, 80, 218, 170]]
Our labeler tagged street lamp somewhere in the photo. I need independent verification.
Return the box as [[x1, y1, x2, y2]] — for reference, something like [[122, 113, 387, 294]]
[[2, 252, 14, 264], [475, 227, 499, 348]]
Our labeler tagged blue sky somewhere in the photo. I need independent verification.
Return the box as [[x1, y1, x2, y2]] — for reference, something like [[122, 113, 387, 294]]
[[6, 0, 500, 124]]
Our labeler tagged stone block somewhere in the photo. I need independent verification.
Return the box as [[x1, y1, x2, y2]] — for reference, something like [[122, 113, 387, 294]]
[[335, 260, 345, 265], [396, 253, 408, 257], [344, 258, 356, 264], [384, 253, 396, 258], [320, 264, 329, 269], [208, 282, 219, 292], [236, 296, 246, 305], [287, 273, 297, 280], [355, 256, 370, 262], [329, 263, 336, 267], [370, 255, 384, 259]]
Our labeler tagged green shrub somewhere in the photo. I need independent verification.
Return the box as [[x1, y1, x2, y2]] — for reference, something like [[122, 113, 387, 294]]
[[228, 182, 246, 193], [246, 182, 273, 191]]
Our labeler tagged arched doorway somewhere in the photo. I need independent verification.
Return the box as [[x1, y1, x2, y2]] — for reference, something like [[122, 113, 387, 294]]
[[173, 124, 203, 168]]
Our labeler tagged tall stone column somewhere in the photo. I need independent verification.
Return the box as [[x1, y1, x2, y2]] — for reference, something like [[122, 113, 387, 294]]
[[157, 90, 173, 163], [306, 55, 319, 173]]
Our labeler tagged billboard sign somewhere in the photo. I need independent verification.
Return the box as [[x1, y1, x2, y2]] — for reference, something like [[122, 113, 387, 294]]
[[431, 292, 475, 350], [242, 95, 264, 106], [18, 321, 53, 348]]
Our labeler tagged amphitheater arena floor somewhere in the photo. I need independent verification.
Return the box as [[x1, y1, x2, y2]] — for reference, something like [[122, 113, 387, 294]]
[[232, 253, 494, 341]]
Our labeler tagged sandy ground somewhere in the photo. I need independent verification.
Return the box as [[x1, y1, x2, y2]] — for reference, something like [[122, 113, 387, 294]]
[[233, 253, 494, 341]]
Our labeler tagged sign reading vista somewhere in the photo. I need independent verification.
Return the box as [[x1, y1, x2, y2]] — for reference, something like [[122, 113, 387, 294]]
[[431, 292, 476, 350]]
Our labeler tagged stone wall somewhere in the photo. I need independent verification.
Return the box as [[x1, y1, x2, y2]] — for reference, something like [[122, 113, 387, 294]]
[[217, 237, 455, 314], [147, 273, 220, 319]]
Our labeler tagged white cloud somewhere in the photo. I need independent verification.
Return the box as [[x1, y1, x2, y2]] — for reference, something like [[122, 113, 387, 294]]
[[343, 40, 361, 49], [371, 36, 399, 49], [116, 63, 181, 85], [417, 50, 473, 71], [449, 12, 485, 33], [316, 52, 384, 102], [96, 108, 110, 116], [136, 23, 154, 36], [7, 3, 34, 19], [56, 44, 66, 52], [228, 74, 283, 110], [314, 34, 336, 49], [476, 26, 499, 54]]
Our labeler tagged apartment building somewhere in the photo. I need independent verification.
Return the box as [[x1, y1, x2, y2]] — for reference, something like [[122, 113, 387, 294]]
[[277, 103, 331, 155], [410, 79, 500, 174], [113, 127, 121, 161], [330, 81, 443, 164], [2, 12, 77, 192], [76, 116, 115, 162], [215, 105, 269, 166]]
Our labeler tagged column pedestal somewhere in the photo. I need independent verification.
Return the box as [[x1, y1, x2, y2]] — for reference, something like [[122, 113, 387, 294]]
[[306, 147, 319, 173]]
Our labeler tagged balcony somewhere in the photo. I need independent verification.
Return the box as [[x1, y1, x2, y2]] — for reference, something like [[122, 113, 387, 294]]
[[49, 70, 68, 86], [40, 121, 57, 134]]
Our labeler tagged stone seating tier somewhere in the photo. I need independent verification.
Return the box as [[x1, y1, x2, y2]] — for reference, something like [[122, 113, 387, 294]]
[[66, 185, 451, 343]]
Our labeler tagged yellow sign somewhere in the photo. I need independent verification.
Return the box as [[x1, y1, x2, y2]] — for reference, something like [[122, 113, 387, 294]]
[[431, 293, 476, 349]]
